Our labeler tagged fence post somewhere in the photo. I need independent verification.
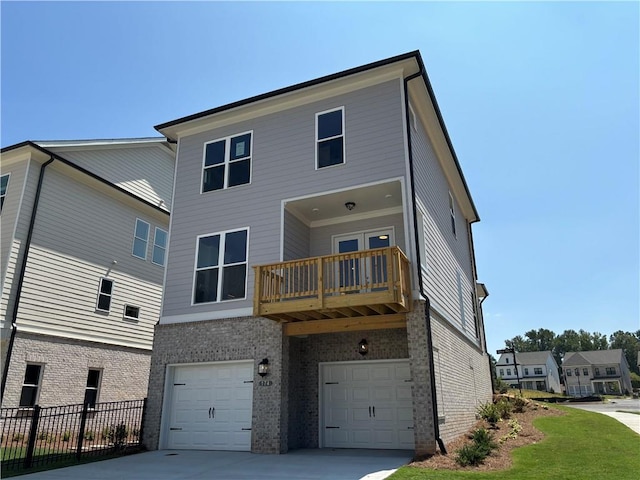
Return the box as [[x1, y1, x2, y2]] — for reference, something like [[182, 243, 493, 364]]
[[23, 405, 41, 468], [139, 397, 147, 448], [76, 402, 89, 460]]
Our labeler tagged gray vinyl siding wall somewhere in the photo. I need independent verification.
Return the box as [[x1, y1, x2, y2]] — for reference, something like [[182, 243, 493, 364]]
[[283, 211, 310, 261], [163, 79, 407, 318], [410, 101, 477, 342], [1, 160, 39, 328], [15, 166, 165, 349], [49, 144, 174, 211]]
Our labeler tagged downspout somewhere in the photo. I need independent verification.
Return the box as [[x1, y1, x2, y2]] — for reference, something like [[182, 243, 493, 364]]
[[403, 69, 447, 455], [1, 157, 54, 399], [478, 292, 494, 393]]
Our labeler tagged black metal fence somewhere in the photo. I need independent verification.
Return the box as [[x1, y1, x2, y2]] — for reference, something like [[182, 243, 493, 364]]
[[1, 399, 146, 474]]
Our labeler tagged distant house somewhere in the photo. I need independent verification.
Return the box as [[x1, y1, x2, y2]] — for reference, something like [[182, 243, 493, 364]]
[[496, 351, 561, 393], [143, 51, 493, 457], [562, 349, 633, 396], [1, 139, 175, 408]]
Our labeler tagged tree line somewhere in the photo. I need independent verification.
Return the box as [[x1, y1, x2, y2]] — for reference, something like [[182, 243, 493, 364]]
[[502, 328, 640, 374]]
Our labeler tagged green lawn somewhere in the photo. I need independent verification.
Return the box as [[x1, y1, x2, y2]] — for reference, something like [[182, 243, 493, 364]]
[[389, 406, 640, 480]]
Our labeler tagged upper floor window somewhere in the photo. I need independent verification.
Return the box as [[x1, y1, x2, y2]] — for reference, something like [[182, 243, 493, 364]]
[[132, 219, 150, 260], [524, 368, 529, 375], [582, 368, 588, 376], [152, 227, 168, 266], [505, 358, 509, 364], [566, 368, 572, 376], [84, 369, 102, 408], [20, 364, 43, 408], [193, 228, 248, 304], [202, 132, 252, 192], [605, 367, 616, 375], [449, 191, 456, 238], [594, 367, 600, 376], [0, 173, 9, 212], [96, 278, 113, 312], [499, 368, 504, 376], [506, 368, 512, 375], [316, 107, 345, 169], [534, 367, 543, 375]]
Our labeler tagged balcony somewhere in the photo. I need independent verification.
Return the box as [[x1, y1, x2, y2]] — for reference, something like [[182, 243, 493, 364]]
[[253, 246, 412, 336]]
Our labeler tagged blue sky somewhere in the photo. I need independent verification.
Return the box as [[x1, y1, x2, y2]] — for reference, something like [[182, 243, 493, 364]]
[[2, 2, 638, 356]]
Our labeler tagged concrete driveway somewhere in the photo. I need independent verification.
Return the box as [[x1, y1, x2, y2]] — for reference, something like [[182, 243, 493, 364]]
[[17, 448, 414, 480], [564, 398, 640, 434]]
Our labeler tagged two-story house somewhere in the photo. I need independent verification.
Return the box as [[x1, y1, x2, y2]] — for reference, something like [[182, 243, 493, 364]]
[[1, 138, 175, 408], [144, 51, 492, 457], [496, 351, 561, 393], [562, 349, 633, 397]]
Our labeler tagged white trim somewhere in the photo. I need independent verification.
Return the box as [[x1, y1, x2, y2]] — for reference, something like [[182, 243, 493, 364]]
[[449, 191, 457, 239], [152, 226, 168, 266], [132, 218, 150, 260], [331, 227, 395, 254], [310, 206, 403, 228], [415, 198, 428, 278], [408, 103, 417, 132], [159, 359, 254, 450], [95, 277, 114, 313], [159, 307, 254, 325], [283, 177, 406, 204], [16, 323, 153, 350], [191, 227, 250, 305], [20, 363, 45, 408], [201, 130, 253, 193], [84, 368, 102, 407], [123, 304, 140, 321], [0, 172, 10, 212], [315, 106, 345, 170]]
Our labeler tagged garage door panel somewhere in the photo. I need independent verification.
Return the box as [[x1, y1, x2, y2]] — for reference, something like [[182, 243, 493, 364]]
[[352, 387, 370, 401], [351, 366, 371, 381]]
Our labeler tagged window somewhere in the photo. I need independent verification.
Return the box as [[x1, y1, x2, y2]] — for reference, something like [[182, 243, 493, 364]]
[[19, 364, 43, 407], [534, 367, 543, 375], [316, 107, 344, 168], [583, 368, 588, 376], [574, 368, 580, 376], [132, 219, 150, 259], [84, 369, 101, 408], [524, 368, 529, 375], [193, 228, 248, 304], [594, 367, 600, 376], [606, 367, 616, 375], [566, 369, 572, 376], [152, 227, 168, 266], [499, 369, 504, 376], [123, 304, 140, 320], [507, 368, 512, 375], [505, 358, 509, 364], [202, 132, 252, 192], [96, 278, 113, 312], [0, 173, 9, 212], [449, 192, 456, 237]]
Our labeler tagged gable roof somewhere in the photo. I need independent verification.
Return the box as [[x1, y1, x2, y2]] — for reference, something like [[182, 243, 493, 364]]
[[497, 351, 555, 366], [563, 349, 626, 367]]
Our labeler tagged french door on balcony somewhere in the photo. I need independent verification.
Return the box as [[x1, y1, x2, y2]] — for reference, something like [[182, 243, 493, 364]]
[[332, 229, 394, 292]]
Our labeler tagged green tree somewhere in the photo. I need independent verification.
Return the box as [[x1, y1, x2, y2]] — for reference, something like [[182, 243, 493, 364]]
[[609, 330, 640, 374]]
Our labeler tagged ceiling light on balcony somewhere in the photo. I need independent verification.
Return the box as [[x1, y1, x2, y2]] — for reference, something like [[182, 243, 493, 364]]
[[385, 194, 393, 198], [379, 235, 388, 240], [312, 208, 319, 213], [345, 202, 356, 211]]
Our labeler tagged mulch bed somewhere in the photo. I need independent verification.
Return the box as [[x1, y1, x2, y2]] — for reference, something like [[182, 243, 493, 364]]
[[409, 398, 565, 472]]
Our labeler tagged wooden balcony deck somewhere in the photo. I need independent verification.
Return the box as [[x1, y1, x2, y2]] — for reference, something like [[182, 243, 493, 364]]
[[253, 246, 412, 335]]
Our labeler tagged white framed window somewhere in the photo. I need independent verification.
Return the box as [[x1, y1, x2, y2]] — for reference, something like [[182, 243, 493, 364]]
[[316, 107, 345, 169], [566, 368, 572, 376], [606, 367, 616, 375], [448, 191, 456, 238], [132, 219, 150, 259], [408, 103, 417, 131], [96, 278, 114, 312], [152, 227, 168, 266], [123, 304, 140, 320], [84, 369, 102, 408], [524, 368, 529, 375], [19, 364, 43, 408], [202, 131, 252, 192], [583, 368, 588, 376], [193, 228, 249, 304], [507, 368, 512, 375], [499, 368, 504, 376], [0, 173, 9, 212], [535, 367, 543, 375]]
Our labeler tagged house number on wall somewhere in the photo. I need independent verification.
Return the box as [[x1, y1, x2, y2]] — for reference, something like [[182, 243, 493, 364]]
[[258, 380, 273, 387]]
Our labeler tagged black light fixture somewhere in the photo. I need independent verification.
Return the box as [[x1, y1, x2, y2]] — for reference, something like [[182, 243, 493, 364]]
[[345, 201, 356, 211], [258, 358, 269, 377], [358, 339, 369, 356]]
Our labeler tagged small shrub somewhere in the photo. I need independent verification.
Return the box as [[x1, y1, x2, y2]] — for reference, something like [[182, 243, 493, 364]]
[[512, 396, 527, 413], [455, 443, 487, 466], [37, 430, 50, 442], [12, 433, 25, 443], [84, 430, 95, 441], [496, 398, 512, 419], [114, 423, 128, 446], [131, 428, 140, 439], [470, 428, 497, 455], [478, 402, 501, 426], [102, 426, 113, 441], [62, 431, 71, 442], [494, 377, 509, 394]]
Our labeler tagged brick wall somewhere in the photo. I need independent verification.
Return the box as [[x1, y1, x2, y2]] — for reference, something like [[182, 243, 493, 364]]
[[2, 332, 150, 407]]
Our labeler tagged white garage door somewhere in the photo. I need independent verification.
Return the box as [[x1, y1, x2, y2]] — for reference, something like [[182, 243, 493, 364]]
[[321, 360, 414, 450], [166, 361, 253, 451]]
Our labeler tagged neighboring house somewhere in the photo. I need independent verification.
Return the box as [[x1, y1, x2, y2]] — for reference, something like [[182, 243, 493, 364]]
[[144, 50, 493, 457], [0, 138, 175, 408], [562, 349, 633, 397], [496, 351, 561, 393]]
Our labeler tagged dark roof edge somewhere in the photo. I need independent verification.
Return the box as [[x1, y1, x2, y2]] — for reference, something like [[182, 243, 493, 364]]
[[413, 54, 480, 222], [154, 51, 421, 131], [2, 141, 169, 216]]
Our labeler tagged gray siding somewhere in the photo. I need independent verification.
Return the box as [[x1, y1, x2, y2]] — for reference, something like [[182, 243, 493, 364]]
[[15, 166, 166, 349], [283, 210, 310, 261], [1, 160, 29, 285], [49, 144, 175, 210], [163, 79, 407, 319], [411, 100, 477, 341]]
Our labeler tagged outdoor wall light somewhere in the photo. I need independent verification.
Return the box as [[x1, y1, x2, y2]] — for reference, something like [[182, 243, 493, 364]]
[[345, 201, 356, 211], [358, 339, 369, 356], [258, 358, 269, 377]]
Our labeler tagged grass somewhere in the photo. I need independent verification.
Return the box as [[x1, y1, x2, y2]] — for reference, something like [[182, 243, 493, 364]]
[[505, 388, 568, 399], [388, 405, 640, 480]]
